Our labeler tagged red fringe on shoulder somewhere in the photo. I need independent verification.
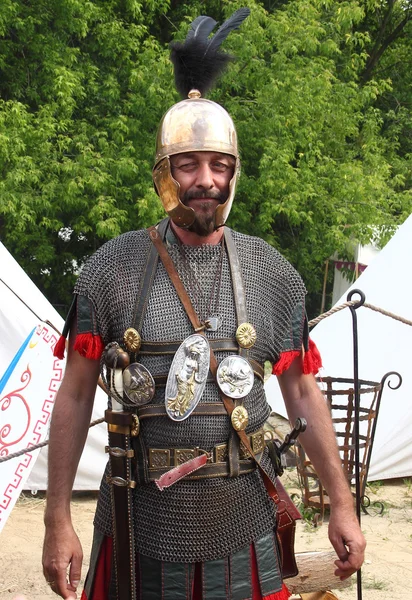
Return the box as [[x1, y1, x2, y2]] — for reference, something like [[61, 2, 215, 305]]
[[263, 583, 291, 600], [53, 335, 67, 359], [74, 333, 105, 360], [303, 338, 322, 375], [272, 350, 300, 376]]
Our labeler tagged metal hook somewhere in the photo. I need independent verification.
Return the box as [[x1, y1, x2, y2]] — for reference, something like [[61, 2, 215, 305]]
[[347, 288, 366, 309], [380, 370, 402, 391]]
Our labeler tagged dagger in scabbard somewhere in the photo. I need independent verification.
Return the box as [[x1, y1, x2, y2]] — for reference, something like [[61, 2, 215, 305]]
[[103, 343, 138, 600]]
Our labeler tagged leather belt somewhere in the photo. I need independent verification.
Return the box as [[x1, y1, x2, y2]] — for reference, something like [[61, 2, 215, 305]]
[[147, 430, 266, 469], [139, 338, 238, 355], [150, 360, 264, 385], [138, 402, 228, 419], [148, 460, 256, 481]]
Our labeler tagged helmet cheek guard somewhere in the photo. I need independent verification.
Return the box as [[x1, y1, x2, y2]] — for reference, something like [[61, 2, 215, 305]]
[[214, 157, 240, 228], [152, 157, 196, 229]]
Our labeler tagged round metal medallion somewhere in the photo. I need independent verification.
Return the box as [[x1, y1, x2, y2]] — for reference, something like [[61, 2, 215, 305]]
[[216, 356, 254, 399], [123, 328, 142, 352], [123, 363, 155, 406], [231, 405, 249, 431], [236, 322, 257, 349]]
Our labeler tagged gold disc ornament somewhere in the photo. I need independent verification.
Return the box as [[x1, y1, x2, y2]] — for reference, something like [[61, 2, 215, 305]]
[[231, 406, 249, 431], [124, 328, 142, 352], [236, 323, 257, 349]]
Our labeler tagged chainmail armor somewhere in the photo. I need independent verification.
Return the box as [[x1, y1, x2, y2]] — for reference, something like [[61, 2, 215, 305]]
[[74, 225, 306, 563]]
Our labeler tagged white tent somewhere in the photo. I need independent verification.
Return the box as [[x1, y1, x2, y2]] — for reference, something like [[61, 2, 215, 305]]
[[267, 214, 412, 481], [0, 242, 107, 490]]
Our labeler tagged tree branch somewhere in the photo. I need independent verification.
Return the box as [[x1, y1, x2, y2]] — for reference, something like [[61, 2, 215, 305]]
[[361, 3, 412, 84]]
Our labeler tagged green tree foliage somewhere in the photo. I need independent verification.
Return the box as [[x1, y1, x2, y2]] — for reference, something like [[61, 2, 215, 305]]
[[0, 0, 173, 312], [0, 0, 411, 316]]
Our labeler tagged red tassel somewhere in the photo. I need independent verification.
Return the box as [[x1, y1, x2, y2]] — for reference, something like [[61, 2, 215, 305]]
[[303, 338, 322, 375], [263, 583, 291, 600], [74, 332, 105, 360], [53, 335, 67, 359], [272, 350, 300, 376]]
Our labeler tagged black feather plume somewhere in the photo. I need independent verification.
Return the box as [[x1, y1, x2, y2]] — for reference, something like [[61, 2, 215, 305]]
[[185, 16, 217, 42], [170, 8, 250, 98], [204, 8, 251, 55]]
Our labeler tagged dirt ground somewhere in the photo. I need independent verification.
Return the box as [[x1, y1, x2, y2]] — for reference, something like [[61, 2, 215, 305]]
[[1, 478, 411, 600]]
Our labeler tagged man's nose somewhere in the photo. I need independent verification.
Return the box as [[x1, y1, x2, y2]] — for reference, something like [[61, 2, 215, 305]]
[[195, 163, 214, 189]]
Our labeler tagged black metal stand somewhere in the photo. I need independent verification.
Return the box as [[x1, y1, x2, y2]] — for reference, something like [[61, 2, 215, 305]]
[[347, 289, 365, 600], [347, 291, 403, 600], [360, 371, 402, 516]]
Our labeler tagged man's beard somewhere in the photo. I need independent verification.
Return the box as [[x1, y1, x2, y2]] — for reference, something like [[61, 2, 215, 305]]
[[182, 190, 226, 236]]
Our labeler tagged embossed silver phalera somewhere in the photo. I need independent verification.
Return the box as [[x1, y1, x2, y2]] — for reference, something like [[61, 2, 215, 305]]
[[123, 363, 155, 406], [216, 356, 254, 399], [165, 334, 210, 421]]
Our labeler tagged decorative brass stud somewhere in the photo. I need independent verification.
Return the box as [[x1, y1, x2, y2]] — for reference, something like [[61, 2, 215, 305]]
[[231, 405, 249, 431], [124, 328, 141, 352], [236, 323, 257, 349]]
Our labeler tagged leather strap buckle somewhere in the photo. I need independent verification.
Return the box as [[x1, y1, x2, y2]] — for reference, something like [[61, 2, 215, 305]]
[[105, 446, 135, 458], [106, 475, 136, 489]]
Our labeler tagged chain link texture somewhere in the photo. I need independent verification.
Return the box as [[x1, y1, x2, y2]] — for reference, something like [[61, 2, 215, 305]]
[[74, 226, 306, 562]]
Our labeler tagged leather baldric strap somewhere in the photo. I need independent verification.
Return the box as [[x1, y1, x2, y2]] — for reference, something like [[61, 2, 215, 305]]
[[132, 218, 169, 333], [224, 228, 248, 361]]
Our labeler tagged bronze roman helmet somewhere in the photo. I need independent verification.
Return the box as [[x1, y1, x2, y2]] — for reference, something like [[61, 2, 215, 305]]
[[153, 8, 250, 229]]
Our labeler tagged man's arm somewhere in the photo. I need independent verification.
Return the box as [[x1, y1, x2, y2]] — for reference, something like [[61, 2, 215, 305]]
[[43, 324, 100, 599], [277, 356, 366, 580]]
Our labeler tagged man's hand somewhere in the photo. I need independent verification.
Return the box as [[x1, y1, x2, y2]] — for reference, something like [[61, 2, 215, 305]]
[[42, 522, 83, 598], [328, 508, 366, 580]]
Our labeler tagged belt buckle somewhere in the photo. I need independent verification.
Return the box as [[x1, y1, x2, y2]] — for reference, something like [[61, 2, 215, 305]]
[[214, 443, 228, 463], [149, 449, 170, 469]]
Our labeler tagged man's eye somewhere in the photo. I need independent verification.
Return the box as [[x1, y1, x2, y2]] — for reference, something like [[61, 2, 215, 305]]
[[211, 162, 230, 172], [175, 162, 197, 171]]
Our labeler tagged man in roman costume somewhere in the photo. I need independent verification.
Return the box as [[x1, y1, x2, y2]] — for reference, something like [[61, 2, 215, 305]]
[[43, 8, 365, 600]]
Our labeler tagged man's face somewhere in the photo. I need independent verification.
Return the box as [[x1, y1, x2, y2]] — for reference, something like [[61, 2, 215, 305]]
[[170, 151, 235, 236]]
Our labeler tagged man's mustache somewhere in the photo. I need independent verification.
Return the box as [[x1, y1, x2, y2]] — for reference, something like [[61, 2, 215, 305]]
[[182, 190, 225, 203]]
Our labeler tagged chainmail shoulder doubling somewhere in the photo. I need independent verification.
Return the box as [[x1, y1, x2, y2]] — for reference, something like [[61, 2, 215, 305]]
[[81, 225, 306, 562]]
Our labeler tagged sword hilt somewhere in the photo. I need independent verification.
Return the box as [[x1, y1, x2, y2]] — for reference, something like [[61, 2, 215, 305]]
[[278, 417, 307, 454]]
